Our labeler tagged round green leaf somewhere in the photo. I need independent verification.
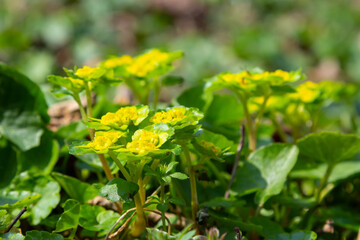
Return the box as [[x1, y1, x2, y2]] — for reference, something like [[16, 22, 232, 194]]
[[297, 132, 360, 165], [232, 144, 299, 205], [100, 178, 139, 202]]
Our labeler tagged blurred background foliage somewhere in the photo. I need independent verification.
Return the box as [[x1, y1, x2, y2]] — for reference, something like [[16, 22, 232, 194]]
[[2, 0, 360, 88]]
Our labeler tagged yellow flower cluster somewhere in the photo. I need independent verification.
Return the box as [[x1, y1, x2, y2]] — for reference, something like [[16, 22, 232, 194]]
[[103, 55, 133, 68], [150, 108, 186, 124], [126, 49, 170, 77], [222, 72, 250, 86], [85, 131, 124, 151], [100, 106, 138, 127], [75, 66, 101, 78], [126, 130, 160, 154], [68, 77, 84, 89], [290, 81, 320, 103], [221, 70, 292, 86]]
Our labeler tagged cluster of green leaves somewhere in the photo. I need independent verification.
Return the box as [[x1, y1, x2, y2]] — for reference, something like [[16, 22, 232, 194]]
[[1, 44, 360, 240]]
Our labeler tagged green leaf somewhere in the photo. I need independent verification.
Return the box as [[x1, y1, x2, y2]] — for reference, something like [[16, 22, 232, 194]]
[[0, 142, 17, 188], [265, 231, 317, 240], [100, 178, 139, 202], [18, 130, 59, 175], [15, 176, 61, 225], [168, 196, 185, 206], [0, 110, 44, 151], [161, 76, 184, 86], [0, 191, 40, 210], [54, 199, 80, 233], [232, 144, 299, 204], [165, 162, 178, 174], [177, 84, 213, 111], [0, 63, 49, 151], [297, 132, 360, 165], [0, 209, 12, 232], [156, 203, 169, 212], [169, 172, 188, 180], [250, 217, 284, 238], [79, 204, 120, 234], [204, 94, 244, 125], [291, 160, 360, 183], [0, 232, 25, 240], [0, 63, 49, 123], [68, 140, 92, 155], [52, 172, 99, 203], [24, 231, 65, 240]]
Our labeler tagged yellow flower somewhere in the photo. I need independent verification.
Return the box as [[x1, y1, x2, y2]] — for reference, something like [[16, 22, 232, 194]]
[[271, 70, 291, 81], [75, 66, 100, 78], [100, 112, 121, 126], [150, 108, 186, 124], [85, 136, 113, 151], [96, 131, 125, 143], [126, 140, 158, 154], [221, 72, 251, 86], [116, 106, 138, 124], [290, 81, 320, 103], [103, 55, 133, 68], [132, 130, 160, 145], [100, 106, 139, 128], [126, 49, 170, 77], [126, 130, 161, 154]]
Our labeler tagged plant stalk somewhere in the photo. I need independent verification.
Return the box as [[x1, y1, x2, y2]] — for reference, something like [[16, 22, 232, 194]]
[[236, 92, 256, 151], [182, 144, 199, 235], [160, 182, 167, 231]]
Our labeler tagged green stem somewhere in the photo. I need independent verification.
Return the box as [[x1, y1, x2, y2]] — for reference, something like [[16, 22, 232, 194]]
[[74, 94, 88, 122], [153, 77, 161, 110], [108, 151, 131, 181], [84, 83, 93, 117], [132, 193, 147, 237], [255, 95, 270, 133], [160, 182, 167, 231], [181, 144, 199, 235], [236, 93, 256, 151], [138, 177, 146, 206], [271, 113, 287, 143], [69, 226, 77, 239], [315, 164, 334, 203]]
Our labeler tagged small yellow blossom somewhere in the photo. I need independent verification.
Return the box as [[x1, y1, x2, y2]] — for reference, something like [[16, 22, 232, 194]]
[[75, 66, 101, 79], [103, 55, 133, 68], [116, 106, 138, 124], [126, 141, 158, 154], [150, 108, 186, 124], [271, 70, 291, 81], [86, 136, 113, 151], [290, 81, 320, 103], [126, 130, 161, 154], [66, 77, 84, 91], [96, 131, 125, 143], [126, 49, 170, 77], [100, 106, 139, 128], [221, 72, 251, 86], [100, 112, 121, 126]]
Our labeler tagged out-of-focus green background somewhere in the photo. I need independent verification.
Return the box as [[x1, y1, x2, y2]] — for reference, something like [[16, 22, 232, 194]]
[[1, 0, 360, 87]]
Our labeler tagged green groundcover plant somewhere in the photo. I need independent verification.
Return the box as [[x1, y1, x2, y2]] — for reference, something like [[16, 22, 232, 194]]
[[1, 49, 360, 240]]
